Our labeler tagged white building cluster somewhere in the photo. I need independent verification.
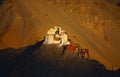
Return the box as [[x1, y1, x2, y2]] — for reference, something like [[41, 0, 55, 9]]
[[43, 26, 70, 46]]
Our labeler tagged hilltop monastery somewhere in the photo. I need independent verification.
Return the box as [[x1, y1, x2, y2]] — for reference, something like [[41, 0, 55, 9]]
[[43, 26, 70, 46]]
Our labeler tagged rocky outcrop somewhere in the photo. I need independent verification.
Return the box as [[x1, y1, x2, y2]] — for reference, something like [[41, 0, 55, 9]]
[[0, 0, 15, 41], [0, 42, 116, 77]]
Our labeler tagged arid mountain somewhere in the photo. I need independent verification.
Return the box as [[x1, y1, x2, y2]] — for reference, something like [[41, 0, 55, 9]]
[[0, 0, 120, 70]]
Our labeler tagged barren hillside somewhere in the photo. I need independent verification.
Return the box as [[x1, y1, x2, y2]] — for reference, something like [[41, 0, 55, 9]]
[[0, 41, 119, 77], [0, 0, 120, 70]]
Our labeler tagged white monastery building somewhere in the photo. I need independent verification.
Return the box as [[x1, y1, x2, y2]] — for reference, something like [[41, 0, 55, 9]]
[[43, 26, 70, 46]]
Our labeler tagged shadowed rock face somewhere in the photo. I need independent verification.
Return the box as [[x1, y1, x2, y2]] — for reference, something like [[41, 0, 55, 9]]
[[0, 0, 120, 70], [0, 0, 3, 5], [0, 41, 119, 77]]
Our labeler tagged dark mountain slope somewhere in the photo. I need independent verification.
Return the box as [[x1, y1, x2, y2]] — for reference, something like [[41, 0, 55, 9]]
[[0, 40, 119, 77]]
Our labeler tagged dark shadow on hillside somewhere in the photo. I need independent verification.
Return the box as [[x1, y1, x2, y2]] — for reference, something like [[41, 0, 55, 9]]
[[0, 40, 44, 77], [117, 2, 120, 7], [0, 0, 3, 6], [114, 68, 120, 77], [0, 39, 119, 77]]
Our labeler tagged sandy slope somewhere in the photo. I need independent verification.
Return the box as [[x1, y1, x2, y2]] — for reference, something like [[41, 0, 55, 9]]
[[0, 0, 120, 70]]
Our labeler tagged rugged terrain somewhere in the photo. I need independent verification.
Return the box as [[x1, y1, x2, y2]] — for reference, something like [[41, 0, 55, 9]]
[[0, 41, 120, 77], [0, 0, 120, 70]]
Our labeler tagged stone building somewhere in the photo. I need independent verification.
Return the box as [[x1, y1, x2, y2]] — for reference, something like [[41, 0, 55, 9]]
[[43, 26, 70, 46]]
